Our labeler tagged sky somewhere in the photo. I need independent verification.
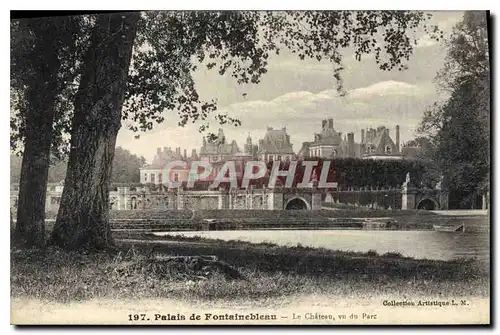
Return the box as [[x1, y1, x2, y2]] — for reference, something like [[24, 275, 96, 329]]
[[116, 11, 465, 163]]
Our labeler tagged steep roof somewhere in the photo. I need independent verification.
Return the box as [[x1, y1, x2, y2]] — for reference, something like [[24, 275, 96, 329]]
[[257, 127, 294, 154], [298, 141, 312, 157], [144, 148, 184, 169], [200, 129, 240, 156], [362, 127, 399, 156], [309, 127, 343, 147], [373, 130, 396, 152]]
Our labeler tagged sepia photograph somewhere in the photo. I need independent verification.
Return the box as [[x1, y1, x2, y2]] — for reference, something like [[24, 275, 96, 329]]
[[8, 8, 491, 326]]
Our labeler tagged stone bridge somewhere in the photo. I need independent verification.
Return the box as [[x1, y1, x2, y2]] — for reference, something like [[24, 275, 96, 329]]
[[10, 183, 448, 212], [10, 184, 324, 212], [402, 187, 449, 210]]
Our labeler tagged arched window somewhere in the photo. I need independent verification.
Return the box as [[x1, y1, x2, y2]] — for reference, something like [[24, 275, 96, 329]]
[[366, 145, 372, 154], [385, 145, 392, 154], [332, 149, 338, 157]]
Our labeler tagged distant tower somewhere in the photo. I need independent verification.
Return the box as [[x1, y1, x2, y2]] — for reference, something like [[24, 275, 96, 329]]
[[216, 128, 226, 145], [191, 149, 198, 160], [396, 125, 400, 153], [244, 133, 253, 154]]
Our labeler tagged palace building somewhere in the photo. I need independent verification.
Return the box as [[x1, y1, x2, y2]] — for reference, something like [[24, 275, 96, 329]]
[[199, 128, 241, 163], [257, 126, 295, 162], [139, 120, 407, 186], [298, 119, 403, 160], [360, 125, 402, 160], [298, 118, 353, 159]]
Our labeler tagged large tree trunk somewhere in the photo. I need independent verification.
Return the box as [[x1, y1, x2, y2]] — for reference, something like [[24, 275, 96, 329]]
[[50, 13, 140, 251], [13, 19, 62, 248]]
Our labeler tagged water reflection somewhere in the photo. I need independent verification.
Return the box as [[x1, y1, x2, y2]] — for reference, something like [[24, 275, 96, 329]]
[[157, 216, 490, 263]]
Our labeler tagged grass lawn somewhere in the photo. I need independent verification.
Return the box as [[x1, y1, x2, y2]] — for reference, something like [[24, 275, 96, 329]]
[[11, 233, 489, 305]]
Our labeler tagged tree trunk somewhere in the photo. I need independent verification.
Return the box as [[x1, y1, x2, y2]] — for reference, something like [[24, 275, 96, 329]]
[[51, 13, 140, 251], [13, 19, 62, 248]]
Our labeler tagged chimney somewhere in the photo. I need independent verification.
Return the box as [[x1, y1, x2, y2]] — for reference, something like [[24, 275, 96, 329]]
[[191, 149, 198, 159], [176, 147, 180, 155], [157, 147, 162, 154], [322, 119, 327, 130], [183, 149, 187, 160], [347, 132, 355, 157], [328, 118, 334, 129], [396, 125, 400, 152], [163, 146, 168, 152], [361, 129, 365, 143]]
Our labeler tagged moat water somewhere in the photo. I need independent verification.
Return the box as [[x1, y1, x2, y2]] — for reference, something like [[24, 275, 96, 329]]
[[156, 216, 490, 263]]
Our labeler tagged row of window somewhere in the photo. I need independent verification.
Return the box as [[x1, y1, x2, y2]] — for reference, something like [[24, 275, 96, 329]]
[[144, 173, 179, 183], [365, 145, 392, 155], [308, 145, 393, 157], [267, 154, 290, 162], [309, 149, 338, 158]]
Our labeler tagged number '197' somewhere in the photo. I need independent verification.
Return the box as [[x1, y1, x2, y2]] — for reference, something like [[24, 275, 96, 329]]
[[129, 314, 147, 321]]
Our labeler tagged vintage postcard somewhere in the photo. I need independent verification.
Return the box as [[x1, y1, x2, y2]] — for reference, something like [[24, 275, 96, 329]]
[[9, 10, 490, 325]]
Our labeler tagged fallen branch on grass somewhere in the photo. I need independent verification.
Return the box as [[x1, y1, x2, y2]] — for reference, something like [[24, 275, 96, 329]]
[[112, 255, 245, 281]]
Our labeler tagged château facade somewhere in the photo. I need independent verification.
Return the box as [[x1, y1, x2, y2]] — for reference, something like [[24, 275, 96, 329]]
[[139, 118, 413, 186], [257, 127, 294, 162], [298, 119, 403, 160]]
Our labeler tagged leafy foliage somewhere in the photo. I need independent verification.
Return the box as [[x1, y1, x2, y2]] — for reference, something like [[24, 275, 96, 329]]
[[207, 158, 428, 190], [111, 147, 147, 183], [10, 147, 146, 184], [124, 11, 437, 139], [417, 11, 490, 206], [10, 16, 92, 158], [11, 11, 437, 153]]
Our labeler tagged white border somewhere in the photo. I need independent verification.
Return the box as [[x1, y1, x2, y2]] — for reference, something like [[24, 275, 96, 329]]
[[2, 2, 498, 334]]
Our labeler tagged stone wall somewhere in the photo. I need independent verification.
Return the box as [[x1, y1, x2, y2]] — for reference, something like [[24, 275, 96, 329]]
[[10, 183, 331, 212], [323, 189, 403, 210]]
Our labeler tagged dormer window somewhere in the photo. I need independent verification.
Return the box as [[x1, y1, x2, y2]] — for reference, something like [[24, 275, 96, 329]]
[[385, 145, 392, 154], [366, 145, 372, 154]]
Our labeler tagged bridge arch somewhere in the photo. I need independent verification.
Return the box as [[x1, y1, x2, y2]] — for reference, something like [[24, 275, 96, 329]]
[[416, 197, 438, 210], [285, 197, 311, 210]]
